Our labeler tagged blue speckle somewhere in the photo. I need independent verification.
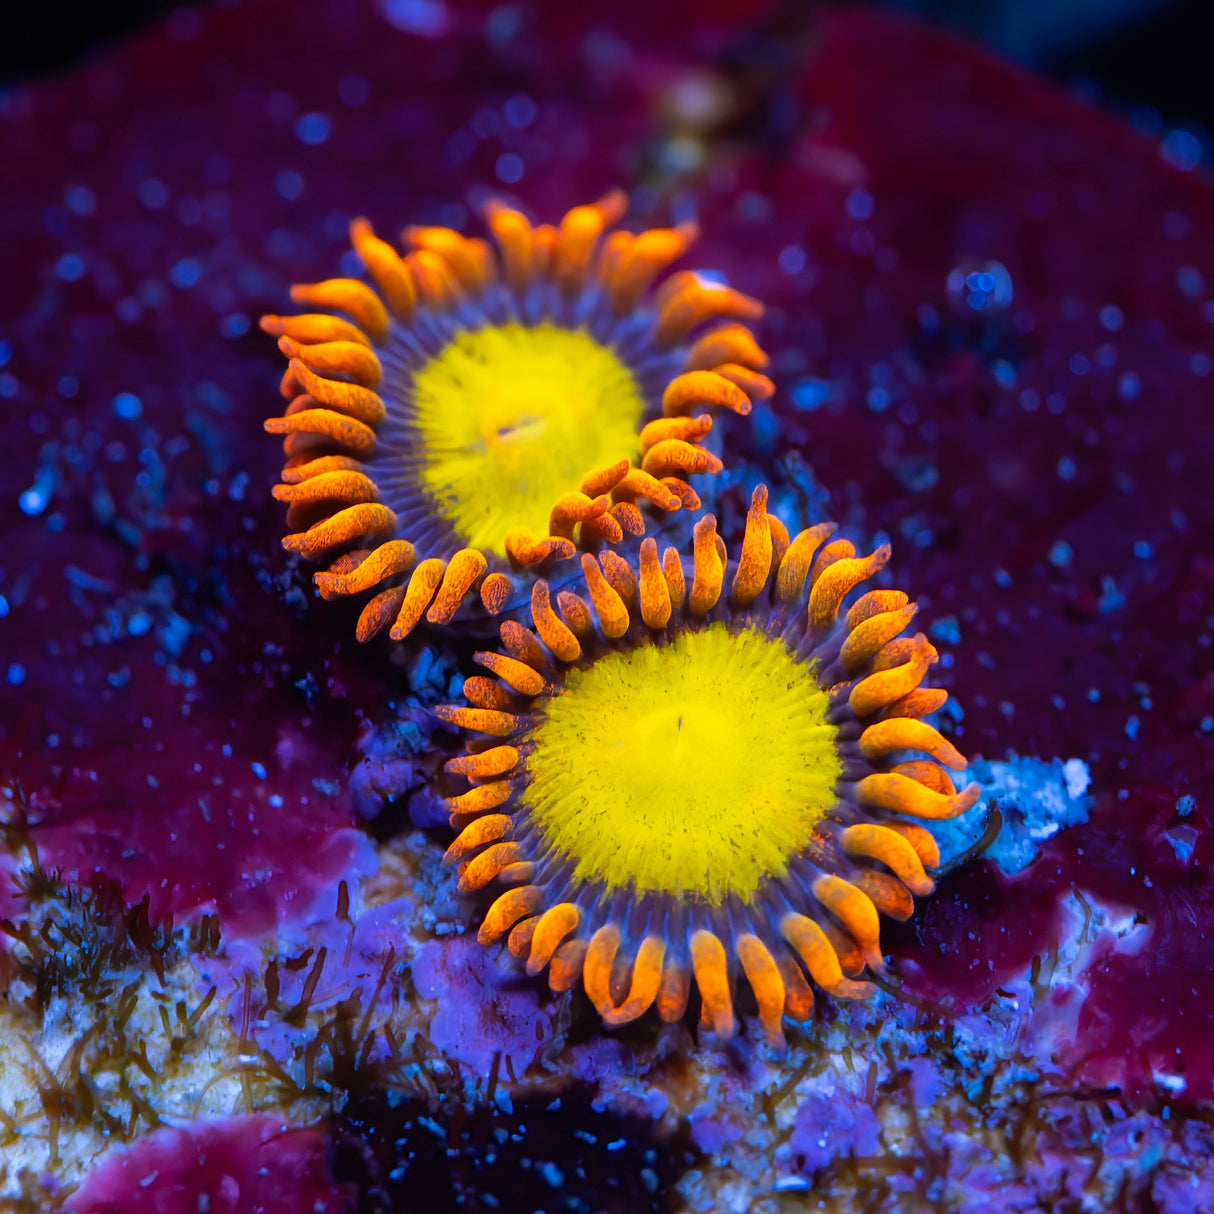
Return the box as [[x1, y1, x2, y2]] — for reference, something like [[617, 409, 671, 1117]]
[[380, 0, 449, 36], [294, 111, 332, 145], [994, 567, 1012, 588], [1125, 715, 1140, 741], [1177, 795, 1195, 817], [113, 392, 143, 420], [1133, 540, 1153, 560], [0, 340, 10, 368], [1057, 455, 1077, 482], [495, 152, 524, 184], [1048, 540, 1073, 568], [845, 188, 874, 221], [138, 178, 170, 209], [0, 596, 8, 617], [170, 258, 202, 289], [127, 611, 152, 636], [220, 312, 251, 338], [1099, 304, 1123, 331], [504, 93, 537, 128], [777, 245, 806, 275], [1098, 575, 1125, 613], [1176, 265, 1205, 299], [1160, 128, 1203, 172], [1117, 371, 1141, 402], [56, 253, 85, 281], [65, 185, 96, 216], [268, 794, 284, 808], [251, 761, 267, 779], [865, 386, 891, 412], [929, 616, 961, 645], [7, 664, 25, 686], [790, 378, 833, 412], [276, 169, 305, 201], [1068, 352, 1090, 376], [1190, 352, 1212, 378]]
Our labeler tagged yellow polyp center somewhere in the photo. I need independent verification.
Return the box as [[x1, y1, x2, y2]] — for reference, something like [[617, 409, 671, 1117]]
[[522, 623, 842, 905], [410, 322, 646, 554]]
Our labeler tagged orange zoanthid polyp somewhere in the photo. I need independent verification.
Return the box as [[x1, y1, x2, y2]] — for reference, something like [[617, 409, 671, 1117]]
[[436, 484, 982, 1046], [261, 191, 771, 643]]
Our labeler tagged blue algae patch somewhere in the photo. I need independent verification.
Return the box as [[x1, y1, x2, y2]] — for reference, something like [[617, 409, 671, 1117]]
[[928, 754, 1092, 874]]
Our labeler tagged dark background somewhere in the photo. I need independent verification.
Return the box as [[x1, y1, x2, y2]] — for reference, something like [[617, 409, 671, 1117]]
[[3, 0, 1211, 132]]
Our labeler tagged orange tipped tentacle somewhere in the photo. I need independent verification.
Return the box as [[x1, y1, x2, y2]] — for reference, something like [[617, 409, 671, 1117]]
[[499, 619, 551, 671], [473, 651, 546, 697], [580, 554, 630, 639], [508, 916, 539, 960], [638, 538, 672, 630], [808, 545, 892, 633], [780, 913, 874, 999], [638, 413, 713, 456], [484, 203, 534, 289], [349, 217, 417, 318], [290, 279, 390, 343], [601, 936, 666, 1026], [655, 277, 763, 346], [313, 540, 416, 598], [433, 705, 526, 737], [461, 677, 519, 711], [426, 548, 488, 624], [777, 955, 815, 1022], [388, 558, 446, 640], [527, 903, 582, 976], [656, 959, 692, 1023], [532, 580, 582, 662], [554, 201, 612, 291], [265, 409, 378, 460], [579, 459, 630, 499], [502, 526, 576, 568], [774, 523, 838, 604], [607, 224, 697, 312], [839, 824, 934, 897], [711, 363, 775, 400], [840, 605, 919, 675], [662, 547, 686, 609], [640, 439, 722, 479], [859, 718, 967, 771], [731, 485, 773, 608], [853, 870, 916, 922], [848, 634, 938, 718], [847, 589, 911, 630], [279, 453, 366, 484], [281, 503, 396, 560], [260, 313, 370, 348], [283, 360, 386, 427], [442, 813, 514, 864], [877, 687, 950, 721], [404, 249, 460, 307], [689, 514, 725, 615], [736, 934, 786, 1047], [273, 470, 380, 512], [401, 225, 484, 291], [608, 469, 683, 513], [582, 925, 622, 1018], [855, 773, 982, 821], [813, 875, 883, 971], [555, 591, 595, 640], [548, 492, 610, 541], [661, 370, 752, 418], [444, 781, 513, 818], [885, 822, 942, 869], [478, 886, 544, 945], [458, 842, 527, 893], [684, 323, 770, 372], [690, 930, 735, 1038], [444, 747, 521, 780], [549, 938, 589, 993], [356, 585, 406, 642], [598, 551, 638, 603], [480, 572, 512, 615]]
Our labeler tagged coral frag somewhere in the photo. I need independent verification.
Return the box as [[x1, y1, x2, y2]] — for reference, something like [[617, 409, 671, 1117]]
[[1, 0, 1213, 1211]]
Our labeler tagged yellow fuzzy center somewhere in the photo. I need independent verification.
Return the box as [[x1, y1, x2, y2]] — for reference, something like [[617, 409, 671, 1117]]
[[410, 322, 645, 555], [522, 623, 841, 905]]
